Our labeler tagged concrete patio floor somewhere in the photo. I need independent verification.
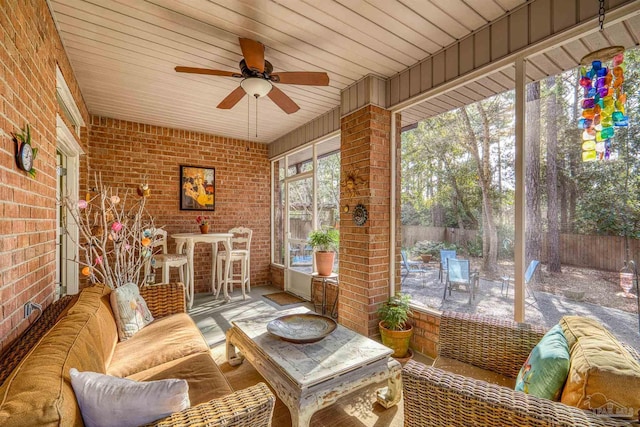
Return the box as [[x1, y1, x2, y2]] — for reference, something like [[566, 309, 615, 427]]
[[401, 266, 640, 351]]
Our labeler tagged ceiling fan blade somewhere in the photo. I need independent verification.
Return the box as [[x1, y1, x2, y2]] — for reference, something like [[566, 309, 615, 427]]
[[270, 72, 330, 86], [239, 38, 265, 73], [267, 85, 300, 114], [175, 66, 240, 77], [217, 86, 246, 109]]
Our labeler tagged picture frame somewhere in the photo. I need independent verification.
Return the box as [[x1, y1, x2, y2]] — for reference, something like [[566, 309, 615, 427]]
[[180, 165, 215, 211]]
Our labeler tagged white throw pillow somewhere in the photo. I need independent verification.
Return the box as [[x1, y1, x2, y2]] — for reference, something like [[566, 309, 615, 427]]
[[110, 282, 154, 341], [69, 368, 190, 427]]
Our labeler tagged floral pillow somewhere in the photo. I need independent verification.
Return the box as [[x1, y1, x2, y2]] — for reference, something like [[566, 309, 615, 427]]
[[515, 324, 570, 400], [110, 283, 154, 341]]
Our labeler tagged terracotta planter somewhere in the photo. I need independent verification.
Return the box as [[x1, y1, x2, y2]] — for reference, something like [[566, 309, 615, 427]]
[[420, 254, 433, 263], [199, 224, 209, 234], [315, 251, 335, 276], [379, 321, 413, 358]]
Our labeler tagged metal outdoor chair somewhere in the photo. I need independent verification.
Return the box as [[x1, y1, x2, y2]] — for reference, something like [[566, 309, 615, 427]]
[[501, 260, 539, 304], [443, 258, 478, 304], [401, 250, 428, 284], [438, 250, 457, 283]]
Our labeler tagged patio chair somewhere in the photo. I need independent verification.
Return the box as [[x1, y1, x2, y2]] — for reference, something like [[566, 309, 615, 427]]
[[438, 249, 457, 283], [401, 250, 428, 284], [501, 259, 539, 303], [443, 258, 477, 304], [144, 229, 188, 288]]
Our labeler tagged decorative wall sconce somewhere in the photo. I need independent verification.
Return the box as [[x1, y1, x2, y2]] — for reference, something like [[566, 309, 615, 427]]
[[341, 170, 365, 198], [352, 203, 368, 226]]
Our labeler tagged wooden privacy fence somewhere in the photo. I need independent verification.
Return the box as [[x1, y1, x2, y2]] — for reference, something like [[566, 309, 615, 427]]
[[403, 226, 478, 249], [402, 226, 639, 272], [542, 233, 640, 272]]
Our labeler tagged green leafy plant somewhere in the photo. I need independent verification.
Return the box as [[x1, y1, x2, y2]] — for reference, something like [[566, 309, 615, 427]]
[[14, 124, 38, 178], [307, 228, 339, 252], [412, 240, 458, 258], [377, 293, 413, 331]]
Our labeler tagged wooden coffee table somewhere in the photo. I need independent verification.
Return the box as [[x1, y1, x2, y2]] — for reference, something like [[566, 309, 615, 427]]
[[226, 309, 401, 427]]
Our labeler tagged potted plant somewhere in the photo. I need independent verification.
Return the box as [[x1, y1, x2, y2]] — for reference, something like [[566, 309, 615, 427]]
[[307, 228, 339, 276], [378, 293, 413, 358], [413, 240, 458, 263], [196, 216, 210, 234]]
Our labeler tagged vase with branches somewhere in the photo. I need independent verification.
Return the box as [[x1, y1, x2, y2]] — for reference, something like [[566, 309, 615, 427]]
[[64, 175, 156, 288]]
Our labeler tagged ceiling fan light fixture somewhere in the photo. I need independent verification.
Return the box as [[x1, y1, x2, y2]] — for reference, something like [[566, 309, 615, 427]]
[[240, 77, 272, 98]]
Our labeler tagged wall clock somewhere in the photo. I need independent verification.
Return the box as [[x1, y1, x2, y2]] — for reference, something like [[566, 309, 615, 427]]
[[14, 124, 38, 178], [352, 203, 368, 226], [17, 142, 33, 172]]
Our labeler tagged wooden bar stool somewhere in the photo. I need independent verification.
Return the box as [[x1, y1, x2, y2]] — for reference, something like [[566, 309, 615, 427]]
[[215, 227, 252, 299]]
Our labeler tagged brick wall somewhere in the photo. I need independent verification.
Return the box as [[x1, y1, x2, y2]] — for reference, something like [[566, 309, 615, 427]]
[[409, 308, 440, 358], [339, 105, 392, 337], [0, 0, 89, 352], [269, 264, 284, 290], [87, 116, 271, 294]]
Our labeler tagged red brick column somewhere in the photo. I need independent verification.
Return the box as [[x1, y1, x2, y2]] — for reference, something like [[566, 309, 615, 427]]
[[338, 105, 392, 337]]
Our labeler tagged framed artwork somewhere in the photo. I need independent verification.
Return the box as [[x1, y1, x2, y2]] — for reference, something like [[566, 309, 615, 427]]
[[180, 165, 215, 211]]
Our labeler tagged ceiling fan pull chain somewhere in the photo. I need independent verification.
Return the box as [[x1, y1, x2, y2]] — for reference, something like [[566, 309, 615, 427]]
[[255, 95, 258, 138], [247, 95, 250, 140]]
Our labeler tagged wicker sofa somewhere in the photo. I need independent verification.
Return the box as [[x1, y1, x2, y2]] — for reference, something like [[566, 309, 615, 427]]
[[403, 311, 639, 427], [0, 283, 275, 426]]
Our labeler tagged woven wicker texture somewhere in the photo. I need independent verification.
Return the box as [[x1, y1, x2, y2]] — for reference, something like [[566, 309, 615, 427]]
[[438, 311, 546, 379], [140, 282, 187, 318], [0, 295, 75, 386], [403, 312, 634, 427], [402, 360, 631, 427], [147, 382, 275, 427]]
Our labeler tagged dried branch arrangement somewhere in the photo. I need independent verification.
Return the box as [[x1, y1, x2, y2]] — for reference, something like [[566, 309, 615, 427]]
[[64, 175, 156, 288]]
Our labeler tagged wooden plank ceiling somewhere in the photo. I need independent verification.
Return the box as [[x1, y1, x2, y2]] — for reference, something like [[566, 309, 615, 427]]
[[400, 15, 640, 129], [49, 0, 525, 143]]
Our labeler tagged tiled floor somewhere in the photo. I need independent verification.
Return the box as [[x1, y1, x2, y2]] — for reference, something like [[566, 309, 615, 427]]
[[190, 286, 432, 427]]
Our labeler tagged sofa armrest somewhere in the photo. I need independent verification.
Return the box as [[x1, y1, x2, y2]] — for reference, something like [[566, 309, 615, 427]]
[[402, 360, 633, 427], [0, 295, 76, 387], [140, 283, 187, 318], [147, 382, 275, 427], [439, 311, 547, 378]]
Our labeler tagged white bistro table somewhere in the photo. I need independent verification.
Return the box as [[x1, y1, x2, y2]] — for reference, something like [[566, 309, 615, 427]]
[[171, 232, 233, 308], [226, 307, 402, 427]]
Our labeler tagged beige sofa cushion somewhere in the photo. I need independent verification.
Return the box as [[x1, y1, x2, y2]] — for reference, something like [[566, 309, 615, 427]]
[[560, 335, 640, 419], [433, 356, 516, 389], [129, 352, 233, 406], [107, 313, 210, 378], [559, 316, 611, 350], [67, 284, 118, 366], [0, 286, 115, 427]]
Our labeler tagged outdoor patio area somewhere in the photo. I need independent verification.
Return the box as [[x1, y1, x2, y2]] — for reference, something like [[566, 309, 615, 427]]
[[401, 265, 640, 351]]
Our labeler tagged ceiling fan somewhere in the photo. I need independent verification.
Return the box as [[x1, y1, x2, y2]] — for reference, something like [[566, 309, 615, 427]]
[[175, 38, 330, 114]]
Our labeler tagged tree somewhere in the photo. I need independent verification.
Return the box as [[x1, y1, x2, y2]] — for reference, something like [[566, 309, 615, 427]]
[[545, 76, 561, 272], [460, 105, 498, 272], [525, 81, 542, 264]]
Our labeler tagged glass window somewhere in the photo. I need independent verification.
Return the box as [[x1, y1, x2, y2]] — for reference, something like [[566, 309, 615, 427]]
[[272, 159, 285, 265]]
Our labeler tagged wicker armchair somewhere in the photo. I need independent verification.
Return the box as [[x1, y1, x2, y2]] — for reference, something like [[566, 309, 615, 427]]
[[402, 312, 636, 427]]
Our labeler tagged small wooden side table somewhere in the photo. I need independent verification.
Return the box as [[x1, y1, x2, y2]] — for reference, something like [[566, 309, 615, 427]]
[[311, 272, 339, 318]]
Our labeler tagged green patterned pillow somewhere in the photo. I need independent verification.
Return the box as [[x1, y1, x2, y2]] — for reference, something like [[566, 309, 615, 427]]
[[110, 283, 154, 341], [515, 324, 570, 400]]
